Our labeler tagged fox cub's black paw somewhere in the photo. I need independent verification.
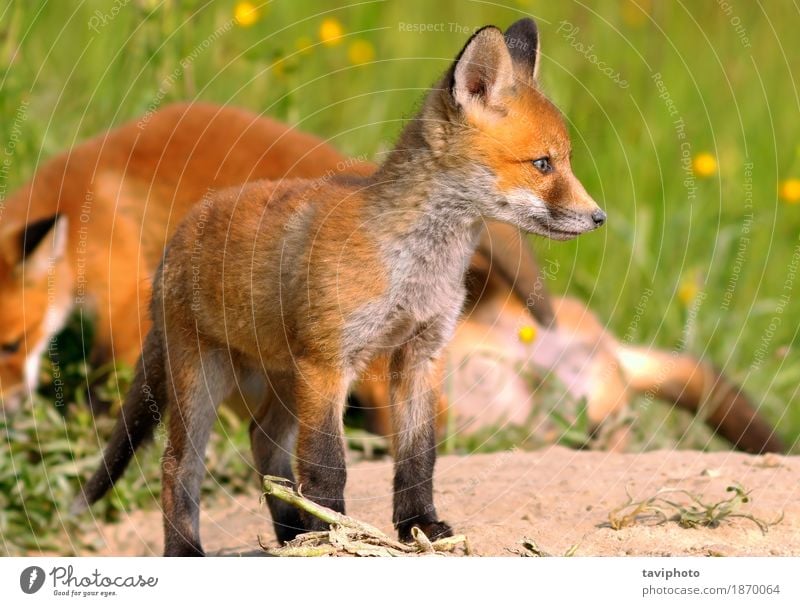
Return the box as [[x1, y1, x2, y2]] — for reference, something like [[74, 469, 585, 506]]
[[398, 520, 453, 543]]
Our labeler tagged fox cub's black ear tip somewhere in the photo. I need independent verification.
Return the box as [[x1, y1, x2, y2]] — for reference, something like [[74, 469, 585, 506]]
[[504, 18, 540, 79], [504, 18, 539, 55], [505, 17, 539, 37]]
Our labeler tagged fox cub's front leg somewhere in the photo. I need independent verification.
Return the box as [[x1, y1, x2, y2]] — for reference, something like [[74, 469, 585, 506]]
[[389, 328, 453, 542], [293, 360, 349, 531]]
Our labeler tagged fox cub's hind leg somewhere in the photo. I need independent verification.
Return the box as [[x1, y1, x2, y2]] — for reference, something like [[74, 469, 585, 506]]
[[161, 336, 236, 556], [249, 373, 304, 544], [390, 327, 452, 542], [292, 361, 349, 532]]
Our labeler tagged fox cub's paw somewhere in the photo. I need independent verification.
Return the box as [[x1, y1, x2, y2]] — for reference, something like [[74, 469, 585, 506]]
[[398, 520, 453, 543]]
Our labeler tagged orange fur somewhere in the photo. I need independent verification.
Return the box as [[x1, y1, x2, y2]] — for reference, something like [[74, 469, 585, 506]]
[[0, 102, 371, 409]]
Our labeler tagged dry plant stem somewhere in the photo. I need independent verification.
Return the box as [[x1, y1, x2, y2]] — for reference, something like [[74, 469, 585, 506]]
[[429, 534, 472, 555], [272, 544, 337, 557], [412, 526, 435, 553], [262, 476, 470, 556], [263, 475, 413, 552]]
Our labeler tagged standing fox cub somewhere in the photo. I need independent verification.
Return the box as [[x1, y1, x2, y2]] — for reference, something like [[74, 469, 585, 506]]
[[79, 19, 605, 555]]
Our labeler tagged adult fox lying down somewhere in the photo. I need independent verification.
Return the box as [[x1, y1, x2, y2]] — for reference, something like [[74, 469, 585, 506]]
[[354, 251, 783, 454], [74, 19, 780, 556]]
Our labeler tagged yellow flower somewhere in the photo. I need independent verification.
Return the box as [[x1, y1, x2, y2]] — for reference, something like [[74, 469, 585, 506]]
[[779, 178, 800, 204], [295, 36, 314, 56], [319, 18, 344, 47], [692, 152, 717, 178], [347, 39, 374, 65], [677, 277, 699, 306], [234, 2, 260, 27], [518, 325, 536, 344]]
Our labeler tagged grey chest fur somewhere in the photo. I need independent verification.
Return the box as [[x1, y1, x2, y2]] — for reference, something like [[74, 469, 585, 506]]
[[340, 218, 480, 371]]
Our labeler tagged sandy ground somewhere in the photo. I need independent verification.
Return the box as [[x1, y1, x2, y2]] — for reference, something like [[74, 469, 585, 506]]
[[82, 447, 800, 556]]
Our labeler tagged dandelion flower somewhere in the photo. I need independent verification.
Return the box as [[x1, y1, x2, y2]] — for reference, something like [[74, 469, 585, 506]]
[[678, 277, 699, 306], [319, 18, 344, 47], [234, 2, 260, 27], [779, 178, 800, 204], [692, 152, 717, 178], [518, 325, 536, 344], [347, 39, 375, 65]]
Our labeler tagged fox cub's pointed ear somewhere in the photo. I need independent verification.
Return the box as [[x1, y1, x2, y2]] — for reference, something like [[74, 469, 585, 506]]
[[504, 18, 540, 84], [0, 214, 68, 278], [451, 26, 514, 114]]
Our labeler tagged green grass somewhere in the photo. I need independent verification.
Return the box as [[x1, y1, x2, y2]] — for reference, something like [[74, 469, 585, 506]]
[[1, 0, 799, 553], [0, 395, 252, 555], [0, 326, 253, 555]]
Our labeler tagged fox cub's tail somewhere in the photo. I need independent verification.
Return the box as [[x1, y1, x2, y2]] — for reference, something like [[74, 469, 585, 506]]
[[71, 328, 168, 513]]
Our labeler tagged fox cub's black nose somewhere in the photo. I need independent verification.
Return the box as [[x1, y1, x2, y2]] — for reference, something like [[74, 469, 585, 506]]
[[591, 209, 607, 227]]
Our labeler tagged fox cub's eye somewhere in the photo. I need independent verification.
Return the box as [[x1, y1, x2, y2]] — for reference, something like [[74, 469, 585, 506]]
[[531, 157, 553, 174], [0, 337, 22, 355]]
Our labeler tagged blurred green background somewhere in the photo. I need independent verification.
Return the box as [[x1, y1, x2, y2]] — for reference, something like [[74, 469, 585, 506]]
[[1, 0, 799, 553]]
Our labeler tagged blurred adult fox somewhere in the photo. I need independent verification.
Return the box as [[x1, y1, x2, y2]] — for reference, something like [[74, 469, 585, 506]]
[[0, 102, 366, 412]]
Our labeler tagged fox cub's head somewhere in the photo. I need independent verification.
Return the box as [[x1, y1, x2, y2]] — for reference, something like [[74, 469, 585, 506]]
[[428, 18, 605, 239], [0, 214, 70, 413]]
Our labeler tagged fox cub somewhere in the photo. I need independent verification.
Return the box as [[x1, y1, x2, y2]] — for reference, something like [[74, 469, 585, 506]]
[[78, 18, 605, 556]]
